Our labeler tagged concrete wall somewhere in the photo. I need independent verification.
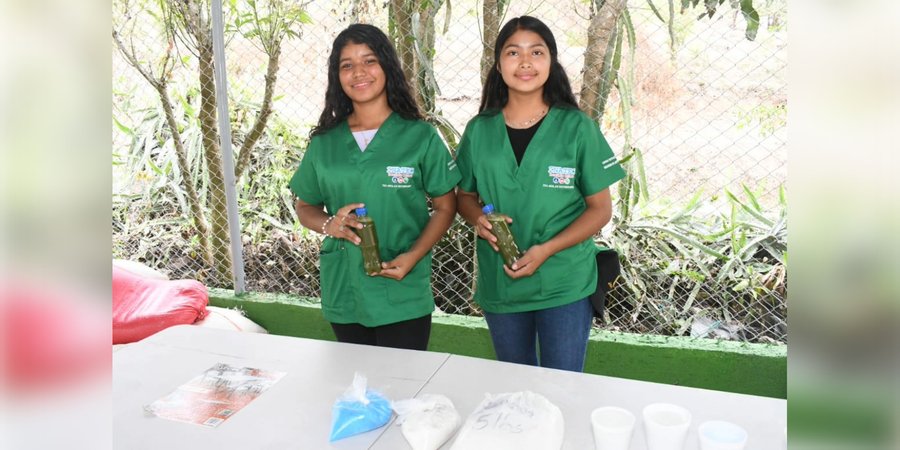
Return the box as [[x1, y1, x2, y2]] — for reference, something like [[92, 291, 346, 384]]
[[209, 289, 786, 399]]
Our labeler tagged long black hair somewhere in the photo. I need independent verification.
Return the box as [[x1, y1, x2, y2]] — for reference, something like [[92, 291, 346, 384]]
[[311, 24, 421, 136], [479, 16, 579, 113]]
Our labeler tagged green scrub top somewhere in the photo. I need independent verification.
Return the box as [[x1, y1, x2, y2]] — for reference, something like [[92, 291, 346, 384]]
[[289, 113, 460, 327], [456, 106, 626, 313]]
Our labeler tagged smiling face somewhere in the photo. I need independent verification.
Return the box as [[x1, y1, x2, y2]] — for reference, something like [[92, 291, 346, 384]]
[[497, 29, 551, 98], [338, 42, 387, 107]]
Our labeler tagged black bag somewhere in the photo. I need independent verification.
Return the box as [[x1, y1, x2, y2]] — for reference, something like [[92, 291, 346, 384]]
[[589, 247, 622, 319]]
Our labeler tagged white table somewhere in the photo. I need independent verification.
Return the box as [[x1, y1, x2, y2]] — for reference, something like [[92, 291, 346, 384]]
[[113, 325, 450, 449], [113, 325, 786, 449], [372, 354, 786, 449]]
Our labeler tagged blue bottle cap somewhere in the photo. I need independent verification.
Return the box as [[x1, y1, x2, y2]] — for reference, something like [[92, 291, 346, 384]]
[[355, 207, 367, 216], [481, 204, 495, 214]]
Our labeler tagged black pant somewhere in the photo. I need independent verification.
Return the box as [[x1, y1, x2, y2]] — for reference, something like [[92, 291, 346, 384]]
[[331, 314, 432, 351]]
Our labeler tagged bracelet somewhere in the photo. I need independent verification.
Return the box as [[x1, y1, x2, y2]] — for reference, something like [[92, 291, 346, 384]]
[[321, 215, 335, 237]]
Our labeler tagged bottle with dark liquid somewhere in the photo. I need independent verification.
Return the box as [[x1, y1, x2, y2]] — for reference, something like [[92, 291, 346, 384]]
[[482, 204, 521, 268], [354, 207, 382, 275]]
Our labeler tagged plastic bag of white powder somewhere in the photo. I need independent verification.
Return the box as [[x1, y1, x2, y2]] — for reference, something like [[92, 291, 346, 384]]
[[449, 391, 564, 450], [391, 394, 461, 450]]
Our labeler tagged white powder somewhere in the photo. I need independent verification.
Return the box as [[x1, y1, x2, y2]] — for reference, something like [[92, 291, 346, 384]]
[[392, 394, 462, 450], [450, 391, 564, 450]]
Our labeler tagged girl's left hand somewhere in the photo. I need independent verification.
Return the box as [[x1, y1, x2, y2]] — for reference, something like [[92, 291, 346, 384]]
[[504, 244, 551, 279], [377, 252, 417, 280]]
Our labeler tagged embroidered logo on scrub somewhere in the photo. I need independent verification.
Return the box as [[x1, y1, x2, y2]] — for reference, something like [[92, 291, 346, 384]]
[[544, 166, 576, 189], [384, 166, 415, 188]]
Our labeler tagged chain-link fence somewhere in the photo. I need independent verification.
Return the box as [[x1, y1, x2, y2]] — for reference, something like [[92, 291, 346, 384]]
[[113, 0, 787, 344]]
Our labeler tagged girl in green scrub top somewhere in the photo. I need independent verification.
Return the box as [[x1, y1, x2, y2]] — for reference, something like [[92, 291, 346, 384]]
[[456, 16, 626, 371], [289, 24, 460, 350]]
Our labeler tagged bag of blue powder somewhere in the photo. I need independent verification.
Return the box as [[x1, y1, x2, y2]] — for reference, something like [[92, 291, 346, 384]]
[[329, 373, 392, 441]]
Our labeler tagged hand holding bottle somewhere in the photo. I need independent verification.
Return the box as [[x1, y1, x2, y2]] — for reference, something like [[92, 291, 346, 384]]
[[353, 207, 383, 275], [503, 244, 551, 279], [474, 208, 511, 252], [326, 203, 366, 244], [377, 252, 416, 280], [480, 204, 522, 268]]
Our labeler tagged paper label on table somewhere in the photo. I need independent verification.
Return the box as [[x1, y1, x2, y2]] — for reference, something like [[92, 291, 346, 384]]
[[144, 363, 286, 427]]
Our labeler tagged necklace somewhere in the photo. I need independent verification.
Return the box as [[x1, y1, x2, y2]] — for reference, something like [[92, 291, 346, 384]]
[[504, 108, 547, 128]]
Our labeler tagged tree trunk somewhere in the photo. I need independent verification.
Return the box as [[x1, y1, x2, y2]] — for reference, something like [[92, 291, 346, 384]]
[[390, 0, 418, 102], [480, 0, 501, 85], [197, 34, 233, 285], [416, 0, 449, 114], [156, 85, 214, 265], [579, 0, 628, 120], [234, 41, 280, 181], [415, 1, 442, 113], [112, 29, 214, 268], [414, 2, 458, 147]]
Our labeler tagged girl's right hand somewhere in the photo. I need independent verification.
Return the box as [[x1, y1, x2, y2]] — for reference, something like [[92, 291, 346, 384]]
[[326, 203, 366, 245], [474, 214, 512, 252]]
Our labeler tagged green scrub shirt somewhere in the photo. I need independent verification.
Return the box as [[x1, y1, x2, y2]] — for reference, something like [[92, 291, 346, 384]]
[[289, 113, 460, 326], [456, 106, 626, 313]]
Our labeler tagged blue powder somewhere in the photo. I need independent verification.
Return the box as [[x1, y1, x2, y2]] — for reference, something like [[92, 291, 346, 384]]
[[329, 391, 392, 441]]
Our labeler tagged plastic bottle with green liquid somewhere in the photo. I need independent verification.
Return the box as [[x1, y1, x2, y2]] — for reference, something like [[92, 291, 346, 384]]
[[482, 204, 521, 268], [354, 207, 382, 275]]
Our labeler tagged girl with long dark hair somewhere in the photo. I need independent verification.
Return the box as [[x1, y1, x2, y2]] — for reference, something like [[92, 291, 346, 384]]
[[455, 16, 626, 371], [290, 24, 459, 350]]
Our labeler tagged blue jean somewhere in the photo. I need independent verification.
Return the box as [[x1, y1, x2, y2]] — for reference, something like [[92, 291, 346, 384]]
[[483, 297, 593, 372]]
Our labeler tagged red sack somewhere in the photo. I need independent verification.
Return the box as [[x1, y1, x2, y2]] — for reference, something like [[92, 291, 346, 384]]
[[112, 265, 208, 344]]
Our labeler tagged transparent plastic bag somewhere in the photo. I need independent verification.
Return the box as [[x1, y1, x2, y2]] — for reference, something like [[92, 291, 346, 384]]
[[392, 394, 461, 450], [329, 373, 392, 442], [450, 391, 564, 450]]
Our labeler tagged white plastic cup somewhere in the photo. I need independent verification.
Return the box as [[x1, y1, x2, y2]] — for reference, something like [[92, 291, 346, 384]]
[[697, 420, 748, 450], [642, 403, 692, 450], [590, 407, 636, 450]]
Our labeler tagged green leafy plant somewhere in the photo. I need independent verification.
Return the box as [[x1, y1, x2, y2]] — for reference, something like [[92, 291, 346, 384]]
[[736, 101, 786, 137], [602, 184, 786, 342]]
